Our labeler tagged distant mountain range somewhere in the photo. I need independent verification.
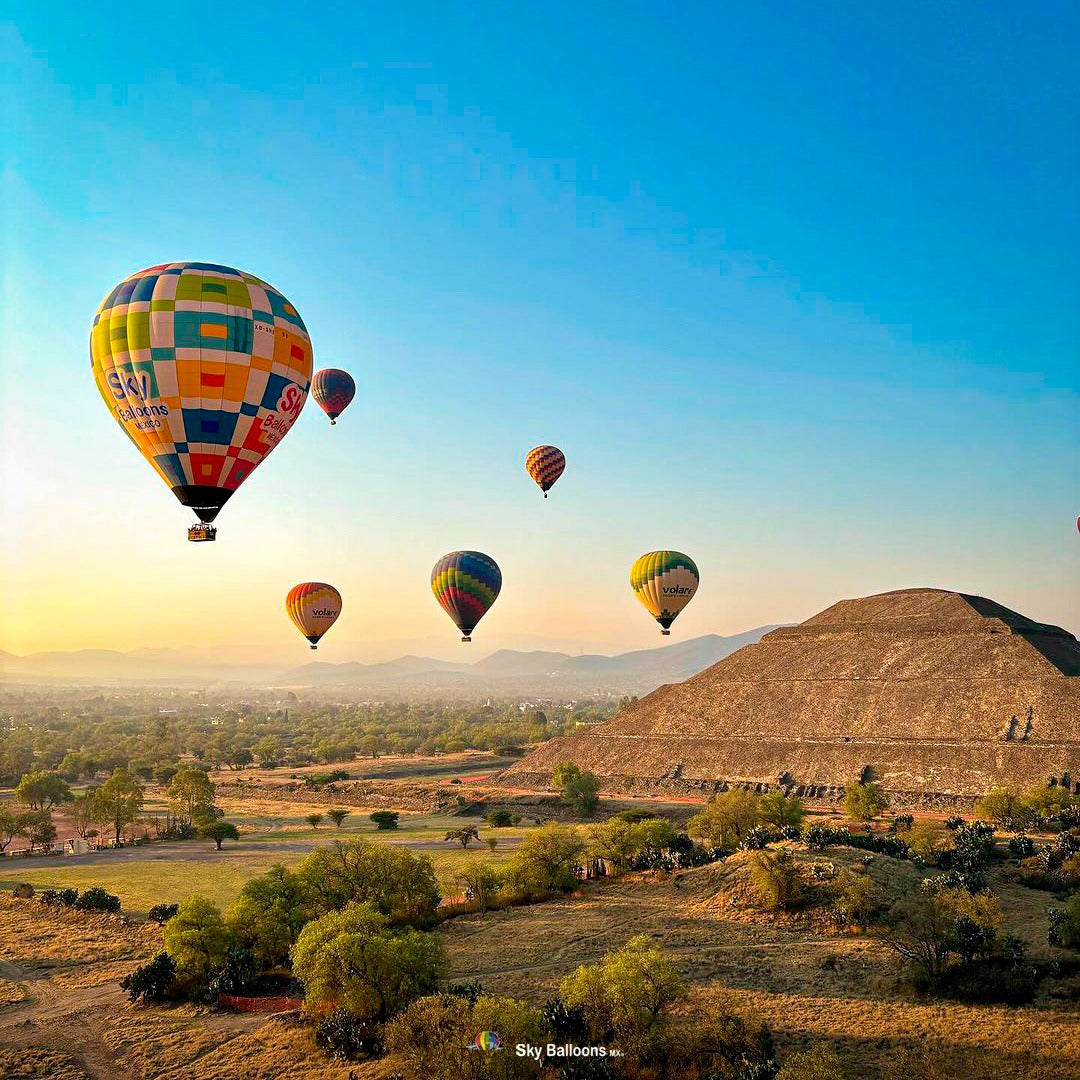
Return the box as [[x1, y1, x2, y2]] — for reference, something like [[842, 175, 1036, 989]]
[[0, 628, 778, 697]]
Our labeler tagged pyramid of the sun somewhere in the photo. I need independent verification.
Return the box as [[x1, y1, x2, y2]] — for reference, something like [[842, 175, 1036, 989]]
[[501, 589, 1080, 804]]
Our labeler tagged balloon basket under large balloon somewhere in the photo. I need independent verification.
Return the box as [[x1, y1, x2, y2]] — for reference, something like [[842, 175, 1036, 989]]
[[661, 629, 670, 636], [188, 524, 217, 542], [310, 644, 317, 650], [543, 491, 548, 499], [461, 635, 472, 643], [329, 418, 336, 426]]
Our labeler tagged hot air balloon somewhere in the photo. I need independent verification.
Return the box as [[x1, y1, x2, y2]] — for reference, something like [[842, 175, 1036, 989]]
[[431, 551, 502, 642], [90, 263, 312, 542], [630, 551, 699, 635], [525, 445, 566, 498], [286, 582, 342, 649], [311, 368, 356, 425]]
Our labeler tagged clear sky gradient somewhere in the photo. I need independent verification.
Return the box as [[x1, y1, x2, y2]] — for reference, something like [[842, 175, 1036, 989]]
[[2, 3, 1077, 661]]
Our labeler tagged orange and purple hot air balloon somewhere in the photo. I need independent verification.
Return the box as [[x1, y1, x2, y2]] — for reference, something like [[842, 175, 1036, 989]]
[[311, 368, 356, 425], [431, 551, 501, 642], [286, 582, 342, 649], [525, 444, 566, 498]]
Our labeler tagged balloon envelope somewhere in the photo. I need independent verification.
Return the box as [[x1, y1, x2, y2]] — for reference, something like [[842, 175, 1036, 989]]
[[630, 550, 699, 634], [431, 551, 502, 641], [90, 262, 312, 526], [525, 445, 566, 497], [311, 368, 356, 423], [286, 582, 342, 648]]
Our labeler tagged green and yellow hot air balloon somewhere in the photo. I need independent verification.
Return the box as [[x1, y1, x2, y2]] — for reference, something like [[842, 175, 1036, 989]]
[[630, 551, 699, 635]]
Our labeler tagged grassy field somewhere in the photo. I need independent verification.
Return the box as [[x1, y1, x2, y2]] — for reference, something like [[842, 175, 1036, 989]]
[[0, 810, 528, 914]]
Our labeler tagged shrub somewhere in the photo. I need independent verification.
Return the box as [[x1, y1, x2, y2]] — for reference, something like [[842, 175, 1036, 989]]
[[1008, 835, 1035, 859], [148, 902, 180, 925], [315, 1009, 384, 1061], [369, 810, 400, 830], [75, 886, 120, 913], [484, 808, 514, 827], [843, 782, 889, 822], [748, 849, 804, 911], [12, 883, 34, 899], [760, 790, 805, 830], [889, 815, 915, 835], [208, 944, 260, 996], [777, 1043, 849, 1080], [119, 951, 177, 1004], [385, 993, 547, 1080], [831, 869, 878, 927], [900, 821, 949, 863], [973, 788, 1032, 830], [1048, 893, 1080, 949]]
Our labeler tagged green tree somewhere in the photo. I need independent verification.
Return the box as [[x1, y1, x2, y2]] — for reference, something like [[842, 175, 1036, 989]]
[[166, 768, 216, 829], [14, 770, 73, 812], [252, 735, 284, 767], [0, 807, 29, 852], [760, 789, 805, 830], [843, 782, 890, 823], [163, 895, 233, 993], [70, 789, 100, 841], [973, 788, 1031, 830], [688, 789, 762, 849], [553, 762, 601, 817], [1021, 785, 1079, 825], [444, 825, 479, 849], [306, 812, 324, 829], [369, 810, 400, 830], [199, 820, 240, 850], [296, 839, 440, 927], [328, 809, 349, 828], [226, 865, 309, 967], [291, 902, 446, 1021], [454, 860, 501, 912], [508, 823, 585, 895], [93, 767, 145, 844], [24, 811, 57, 852], [586, 818, 674, 874], [559, 935, 684, 1057]]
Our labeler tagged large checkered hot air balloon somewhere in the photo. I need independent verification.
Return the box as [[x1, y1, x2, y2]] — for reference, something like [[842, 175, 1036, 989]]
[[630, 551, 699, 635], [525, 444, 566, 498], [90, 262, 313, 541], [431, 551, 502, 642], [286, 582, 342, 650], [311, 368, 356, 425]]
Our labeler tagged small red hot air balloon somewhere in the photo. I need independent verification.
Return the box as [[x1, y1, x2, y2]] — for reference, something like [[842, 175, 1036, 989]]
[[311, 368, 356, 425]]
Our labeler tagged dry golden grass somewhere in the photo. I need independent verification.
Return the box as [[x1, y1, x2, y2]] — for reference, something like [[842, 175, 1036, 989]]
[[0, 976, 26, 1005], [0, 1049, 91, 1079], [440, 848, 1080, 1079], [0, 894, 159, 967], [102, 1011, 366, 1080]]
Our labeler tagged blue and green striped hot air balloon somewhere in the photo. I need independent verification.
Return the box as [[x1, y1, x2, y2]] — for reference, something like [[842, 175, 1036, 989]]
[[431, 551, 502, 642]]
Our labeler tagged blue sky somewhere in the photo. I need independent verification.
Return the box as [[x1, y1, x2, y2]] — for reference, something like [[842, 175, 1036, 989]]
[[2, 3, 1077, 658]]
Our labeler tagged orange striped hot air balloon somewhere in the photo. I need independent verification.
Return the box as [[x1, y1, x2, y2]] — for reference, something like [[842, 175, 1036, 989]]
[[525, 445, 566, 498], [286, 582, 342, 649]]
